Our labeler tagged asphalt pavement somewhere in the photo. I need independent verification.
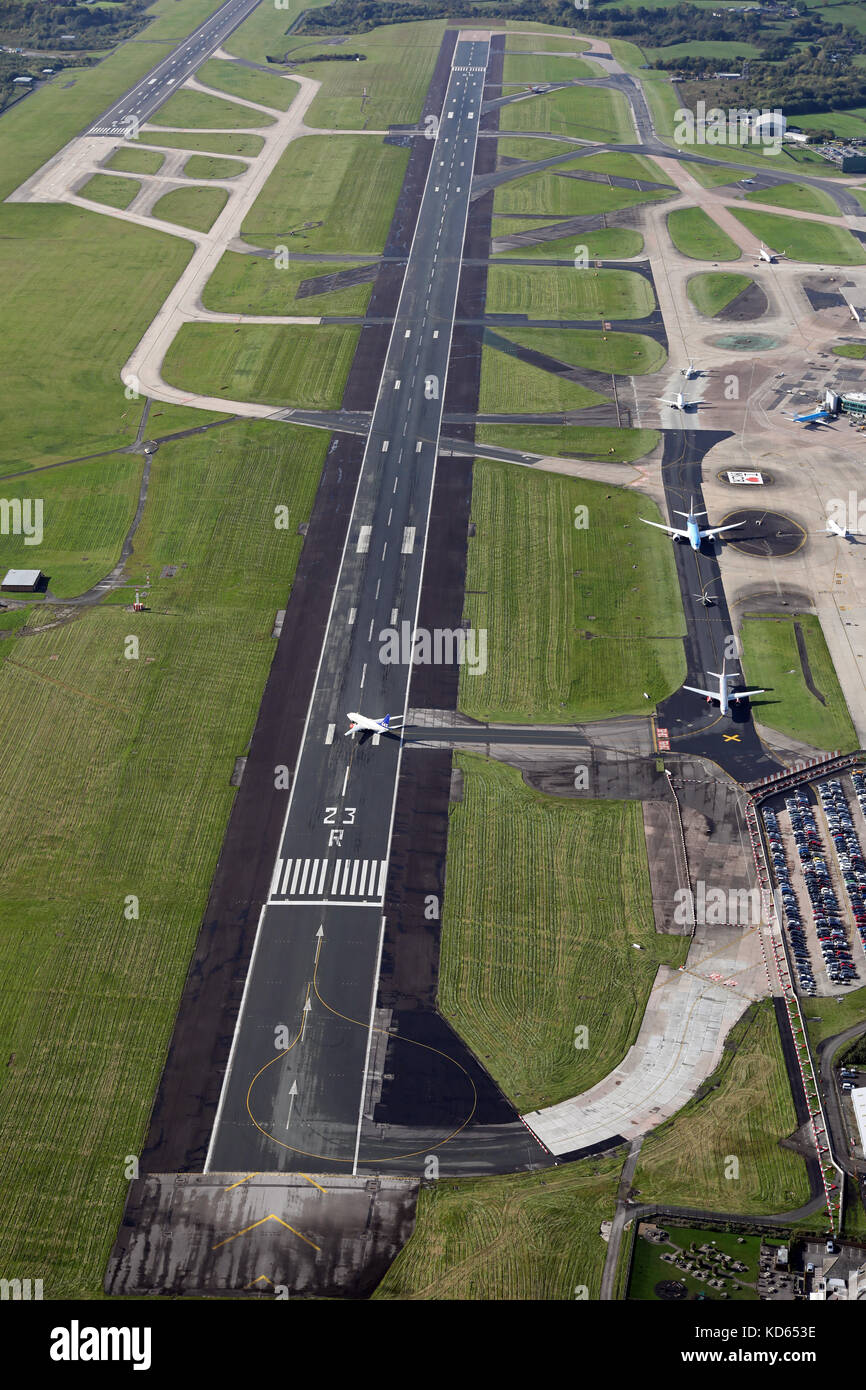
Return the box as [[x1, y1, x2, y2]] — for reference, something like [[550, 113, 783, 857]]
[[204, 38, 515, 1176]]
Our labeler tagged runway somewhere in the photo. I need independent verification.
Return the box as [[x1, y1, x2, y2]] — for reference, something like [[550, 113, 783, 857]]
[[85, 0, 264, 137], [204, 37, 524, 1176]]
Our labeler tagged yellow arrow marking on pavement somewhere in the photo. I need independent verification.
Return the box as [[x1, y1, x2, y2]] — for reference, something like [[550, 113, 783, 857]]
[[212, 1214, 321, 1253]]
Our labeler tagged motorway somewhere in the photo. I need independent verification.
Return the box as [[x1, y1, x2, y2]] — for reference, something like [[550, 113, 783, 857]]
[[85, 0, 263, 137], [204, 37, 499, 1176]]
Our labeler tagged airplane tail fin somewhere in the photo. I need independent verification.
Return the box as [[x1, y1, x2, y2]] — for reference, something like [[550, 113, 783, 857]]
[[382, 714, 391, 727]]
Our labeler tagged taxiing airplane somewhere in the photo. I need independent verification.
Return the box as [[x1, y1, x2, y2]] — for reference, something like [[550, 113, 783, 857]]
[[660, 391, 689, 411], [757, 242, 777, 264], [639, 498, 743, 552], [682, 361, 699, 379], [683, 661, 765, 718], [345, 711, 403, 738]]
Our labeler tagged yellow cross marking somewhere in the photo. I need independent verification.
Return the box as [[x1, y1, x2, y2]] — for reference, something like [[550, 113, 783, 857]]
[[723, 733, 741, 742]]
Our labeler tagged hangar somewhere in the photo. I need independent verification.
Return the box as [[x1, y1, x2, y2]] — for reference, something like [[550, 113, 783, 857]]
[[1, 568, 45, 592]]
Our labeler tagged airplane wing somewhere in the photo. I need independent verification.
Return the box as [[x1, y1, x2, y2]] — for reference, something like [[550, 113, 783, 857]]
[[683, 684, 718, 701], [703, 522, 743, 537], [639, 518, 688, 539], [730, 688, 765, 701], [660, 399, 681, 408]]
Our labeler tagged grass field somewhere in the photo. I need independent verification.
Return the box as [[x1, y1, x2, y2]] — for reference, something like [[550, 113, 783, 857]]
[[151, 185, 227, 231], [499, 82, 635, 143], [493, 169, 669, 219], [486, 264, 655, 319], [162, 322, 359, 409], [104, 147, 165, 176], [476, 422, 660, 463], [0, 420, 327, 1298], [149, 86, 273, 130], [497, 136, 582, 161], [628, 1225, 762, 1302], [78, 173, 140, 210], [478, 344, 609, 414], [804, 985, 866, 1047], [493, 226, 645, 261], [201, 251, 374, 317], [571, 150, 675, 185], [0, 207, 192, 473], [667, 206, 741, 260], [197, 57, 298, 111], [687, 271, 753, 316], [500, 326, 666, 376], [439, 755, 688, 1109], [241, 134, 408, 254], [181, 154, 247, 180], [728, 207, 866, 265], [501, 53, 602, 85], [633, 1001, 811, 1214], [687, 161, 750, 190], [139, 131, 264, 157], [833, 343, 866, 359], [0, 455, 143, 599], [744, 181, 839, 216], [740, 613, 857, 752], [373, 1154, 623, 1301], [504, 31, 594, 53], [459, 462, 686, 724], [285, 21, 446, 130]]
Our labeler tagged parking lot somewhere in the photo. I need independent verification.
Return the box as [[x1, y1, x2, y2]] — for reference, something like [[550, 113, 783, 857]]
[[762, 775, 866, 998]]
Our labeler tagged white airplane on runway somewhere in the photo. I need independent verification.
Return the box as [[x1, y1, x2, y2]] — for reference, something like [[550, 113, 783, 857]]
[[684, 661, 765, 717], [639, 498, 743, 552], [757, 243, 778, 263], [660, 390, 690, 411], [345, 711, 404, 738], [682, 361, 699, 379]]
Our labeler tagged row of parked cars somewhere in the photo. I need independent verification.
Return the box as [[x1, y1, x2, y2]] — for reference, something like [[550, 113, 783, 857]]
[[792, 786, 859, 989], [763, 800, 817, 996], [847, 770, 866, 956]]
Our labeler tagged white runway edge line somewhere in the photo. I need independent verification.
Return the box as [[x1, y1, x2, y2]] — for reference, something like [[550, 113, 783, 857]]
[[203, 901, 266, 1172], [353, 914, 388, 1176], [204, 38, 489, 1172]]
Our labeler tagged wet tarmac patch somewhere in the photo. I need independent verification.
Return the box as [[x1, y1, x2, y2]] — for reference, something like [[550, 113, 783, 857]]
[[715, 280, 768, 322], [711, 332, 780, 351], [724, 508, 806, 558]]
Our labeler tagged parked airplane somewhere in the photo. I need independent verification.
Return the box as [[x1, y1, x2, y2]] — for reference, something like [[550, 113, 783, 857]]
[[827, 516, 863, 541], [639, 498, 743, 552], [345, 711, 403, 738], [683, 661, 765, 717], [788, 407, 834, 425], [660, 391, 689, 410]]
